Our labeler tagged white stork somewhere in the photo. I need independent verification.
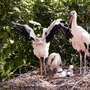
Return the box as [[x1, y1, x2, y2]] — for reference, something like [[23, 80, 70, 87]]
[[46, 52, 63, 78], [47, 53, 62, 73], [68, 10, 90, 74], [11, 19, 66, 76], [47, 52, 74, 78]]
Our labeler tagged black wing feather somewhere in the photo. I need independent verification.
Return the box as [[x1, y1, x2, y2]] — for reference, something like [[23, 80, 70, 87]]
[[46, 19, 73, 42], [45, 19, 73, 43], [11, 21, 36, 41], [46, 24, 60, 42], [58, 23, 73, 40]]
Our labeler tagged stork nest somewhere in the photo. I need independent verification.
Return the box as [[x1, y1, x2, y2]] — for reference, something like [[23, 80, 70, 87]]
[[1, 69, 90, 90]]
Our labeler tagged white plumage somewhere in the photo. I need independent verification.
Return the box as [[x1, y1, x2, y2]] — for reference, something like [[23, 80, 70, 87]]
[[67, 65, 74, 76], [32, 38, 50, 60], [47, 52, 63, 78], [53, 65, 74, 78], [32, 38, 50, 76], [47, 53, 62, 71], [69, 10, 90, 74]]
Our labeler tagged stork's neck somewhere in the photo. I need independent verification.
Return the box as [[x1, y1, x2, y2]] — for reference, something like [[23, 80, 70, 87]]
[[71, 16, 77, 28]]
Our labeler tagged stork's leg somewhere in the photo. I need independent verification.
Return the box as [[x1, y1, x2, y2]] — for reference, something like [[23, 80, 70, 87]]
[[80, 52, 83, 75], [80, 50, 85, 75], [43, 59, 47, 76], [43, 58, 48, 75], [43, 59, 46, 75], [84, 53, 87, 75], [40, 59, 43, 76], [43, 60, 46, 75]]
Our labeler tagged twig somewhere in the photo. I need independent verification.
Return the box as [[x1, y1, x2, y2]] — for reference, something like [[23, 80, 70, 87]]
[[71, 78, 83, 90], [56, 79, 73, 87]]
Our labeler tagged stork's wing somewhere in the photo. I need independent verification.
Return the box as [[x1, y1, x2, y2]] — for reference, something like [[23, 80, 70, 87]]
[[58, 22, 73, 40], [43, 19, 73, 42], [11, 21, 36, 41], [42, 19, 61, 42]]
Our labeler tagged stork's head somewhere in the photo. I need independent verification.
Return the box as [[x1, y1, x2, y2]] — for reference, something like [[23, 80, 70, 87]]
[[69, 10, 77, 26], [35, 37, 44, 45], [42, 28, 48, 36]]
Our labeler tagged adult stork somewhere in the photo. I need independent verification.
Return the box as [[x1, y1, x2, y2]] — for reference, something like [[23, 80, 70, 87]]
[[69, 10, 90, 74], [11, 19, 66, 76]]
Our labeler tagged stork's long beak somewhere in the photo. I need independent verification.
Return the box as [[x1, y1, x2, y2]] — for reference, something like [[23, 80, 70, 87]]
[[69, 14, 73, 27]]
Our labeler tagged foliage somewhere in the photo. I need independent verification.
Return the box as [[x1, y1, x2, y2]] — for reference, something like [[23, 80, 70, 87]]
[[0, 0, 90, 81]]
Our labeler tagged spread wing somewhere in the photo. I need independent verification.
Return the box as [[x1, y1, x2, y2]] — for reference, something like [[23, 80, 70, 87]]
[[11, 21, 36, 41], [57, 22, 73, 40], [42, 19, 73, 42]]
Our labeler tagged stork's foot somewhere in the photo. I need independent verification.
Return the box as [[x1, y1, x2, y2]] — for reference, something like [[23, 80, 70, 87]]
[[80, 69, 82, 75], [79, 66, 88, 76], [83, 66, 88, 75], [80, 67, 83, 75], [37, 75, 44, 79], [39, 70, 43, 76]]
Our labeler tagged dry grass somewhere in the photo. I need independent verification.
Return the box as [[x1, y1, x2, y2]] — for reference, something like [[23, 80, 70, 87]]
[[1, 69, 90, 90]]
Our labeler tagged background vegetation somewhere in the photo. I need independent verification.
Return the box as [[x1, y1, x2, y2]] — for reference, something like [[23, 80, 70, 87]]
[[0, 0, 90, 81]]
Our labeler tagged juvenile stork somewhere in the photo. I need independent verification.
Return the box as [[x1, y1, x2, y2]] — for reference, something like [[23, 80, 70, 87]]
[[47, 53, 62, 75], [47, 52, 74, 78], [11, 19, 66, 76], [69, 10, 90, 74]]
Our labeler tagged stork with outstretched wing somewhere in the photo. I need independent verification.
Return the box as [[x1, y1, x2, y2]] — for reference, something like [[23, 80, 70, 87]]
[[11, 19, 69, 76]]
